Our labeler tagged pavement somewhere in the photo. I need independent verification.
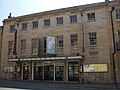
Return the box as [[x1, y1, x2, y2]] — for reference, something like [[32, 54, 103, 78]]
[[8, 80, 120, 89], [0, 79, 120, 90]]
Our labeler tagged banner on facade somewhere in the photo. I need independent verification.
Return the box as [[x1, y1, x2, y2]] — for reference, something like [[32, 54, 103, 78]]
[[83, 64, 108, 72], [47, 36, 56, 54]]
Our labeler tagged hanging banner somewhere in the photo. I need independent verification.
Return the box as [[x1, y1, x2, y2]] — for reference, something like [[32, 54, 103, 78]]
[[47, 36, 55, 54]]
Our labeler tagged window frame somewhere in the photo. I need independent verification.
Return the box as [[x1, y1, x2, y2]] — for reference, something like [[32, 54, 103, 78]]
[[56, 35, 63, 51], [116, 9, 120, 20], [8, 41, 14, 55], [10, 25, 15, 33], [87, 13, 96, 21], [22, 23, 27, 30], [70, 15, 77, 23], [44, 19, 50, 26], [70, 34, 78, 49], [21, 39, 26, 54], [89, 32, 97, 50], [33, 21, 38, 28], [31, 38, 38, 54], [56, 17, 63, 25]]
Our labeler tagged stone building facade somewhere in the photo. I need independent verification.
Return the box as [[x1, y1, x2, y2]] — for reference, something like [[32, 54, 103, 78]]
[[0, 26, 3, 78], [1, 0, 120, 83]]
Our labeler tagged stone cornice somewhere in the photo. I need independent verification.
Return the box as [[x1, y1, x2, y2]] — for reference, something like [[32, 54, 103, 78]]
[[3, 1, 119, 24]]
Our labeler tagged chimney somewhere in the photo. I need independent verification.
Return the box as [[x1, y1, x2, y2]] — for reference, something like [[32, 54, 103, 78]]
[[8, 13, 12, 18]]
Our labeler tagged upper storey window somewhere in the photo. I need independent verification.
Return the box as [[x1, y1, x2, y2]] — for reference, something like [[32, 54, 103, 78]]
[[116, 9, 120, 19], [10, 25, 15, 33], [87, 13, 95, 21], [22, 23, 27, 30], [56, 17, 63, 25], [70, 15, 77, 23], [33, 21, 38, 28], [44, 19, 50, 26], [70, 34, 78, 49]]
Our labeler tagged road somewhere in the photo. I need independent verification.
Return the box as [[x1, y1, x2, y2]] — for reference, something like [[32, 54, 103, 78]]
[[0, 80, 119, 90]]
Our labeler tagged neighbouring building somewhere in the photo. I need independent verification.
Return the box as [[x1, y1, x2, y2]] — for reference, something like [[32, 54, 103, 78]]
[[0, 26, 3, 78], [1, 0, 120, 83]]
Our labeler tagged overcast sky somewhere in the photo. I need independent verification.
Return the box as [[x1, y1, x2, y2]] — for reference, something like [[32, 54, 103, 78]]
[[0, 0, 105, 26]]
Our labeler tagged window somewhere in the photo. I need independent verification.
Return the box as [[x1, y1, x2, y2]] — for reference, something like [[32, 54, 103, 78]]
[[116, 9, 120, 19], [56, 35, 63, 51], [44, 19, 50, 26], [70, 34, 78, 49], [10, 25, 15, 33], [87, 13, 95, 21], [43, 37, 47, 53], [8, 41, 14, 55], [33, 21, 38, 28], [31, 38, 38, 54], [70, 15, 77, 23], [21, 39, 26, 54], [89, 32, 97, 50], [22, 23, 27, 30], [56, 17, 63, 25]]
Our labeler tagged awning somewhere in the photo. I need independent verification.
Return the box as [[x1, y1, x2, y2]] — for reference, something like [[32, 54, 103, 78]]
[[8, 55, 84, 62]]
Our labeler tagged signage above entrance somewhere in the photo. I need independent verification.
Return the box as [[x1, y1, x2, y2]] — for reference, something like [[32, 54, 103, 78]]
[[9, 55, 84, 62]]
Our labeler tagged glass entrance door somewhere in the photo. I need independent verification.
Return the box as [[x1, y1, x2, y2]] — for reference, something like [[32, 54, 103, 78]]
[[55, 66, 64, 81], [34, 66, 44, 80], [68, 66, 79, 81], [44, 65, 54, 80], [23, 66, 29, 80]]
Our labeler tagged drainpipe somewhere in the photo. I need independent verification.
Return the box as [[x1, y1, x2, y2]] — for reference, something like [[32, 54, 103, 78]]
[[110, 7, 118, 89]]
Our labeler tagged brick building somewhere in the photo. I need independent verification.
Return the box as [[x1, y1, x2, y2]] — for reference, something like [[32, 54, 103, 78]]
[[1, 0, 120, 83]]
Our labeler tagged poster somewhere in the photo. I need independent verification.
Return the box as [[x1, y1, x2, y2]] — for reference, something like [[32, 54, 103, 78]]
[[47, 36, 55, 54]]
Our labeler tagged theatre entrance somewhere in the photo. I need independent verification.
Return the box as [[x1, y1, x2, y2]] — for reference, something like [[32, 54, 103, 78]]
[[68, 61, 79, 81], [55, 66, 64, 81], [34, 65, 54, 80], [23, 64, 29, 80]]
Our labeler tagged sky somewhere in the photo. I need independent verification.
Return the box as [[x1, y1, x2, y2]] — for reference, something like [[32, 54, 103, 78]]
[[0, 0, 105, 26]]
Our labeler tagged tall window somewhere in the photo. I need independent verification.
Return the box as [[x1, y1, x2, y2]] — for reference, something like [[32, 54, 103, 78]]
[[70, 15, 77, 23], [116, 9, 120, 19], [56, 35, 63, 51], [89, 32, 97, 50], [8, 41, 14, 55], [22, 23, 27, 30], [44, 19, 50, 26], [70, 34, 78, 49], [10, 25, 15, 33], [33, 21, 38, 28], [31, 38, 38, 54], [56, 17, 63, 25], [21, 39, 26, 54], [87, 13, 95, 21], [43, 37, 47, 53]]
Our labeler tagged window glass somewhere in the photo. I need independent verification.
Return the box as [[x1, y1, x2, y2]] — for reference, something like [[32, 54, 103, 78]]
[[70, 15, 77, 23], [44, 19, 50, 26]]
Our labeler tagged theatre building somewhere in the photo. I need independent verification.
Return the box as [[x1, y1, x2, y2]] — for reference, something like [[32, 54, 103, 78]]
[[1, 0, 120, 83], [0, 26, 3, 78]]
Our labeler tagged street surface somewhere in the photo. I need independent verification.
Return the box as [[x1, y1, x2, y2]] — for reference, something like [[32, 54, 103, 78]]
[[0, 80, 119, 90]]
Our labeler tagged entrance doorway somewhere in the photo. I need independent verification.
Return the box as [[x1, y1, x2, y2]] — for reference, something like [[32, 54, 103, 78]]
[[44, 65, 54, 80], [34, 65, 54, 81], [23, 65, 29, 80], [34, 66, 44, 80], [55, 66, 64, 81], [68, 61, 79, 81]]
